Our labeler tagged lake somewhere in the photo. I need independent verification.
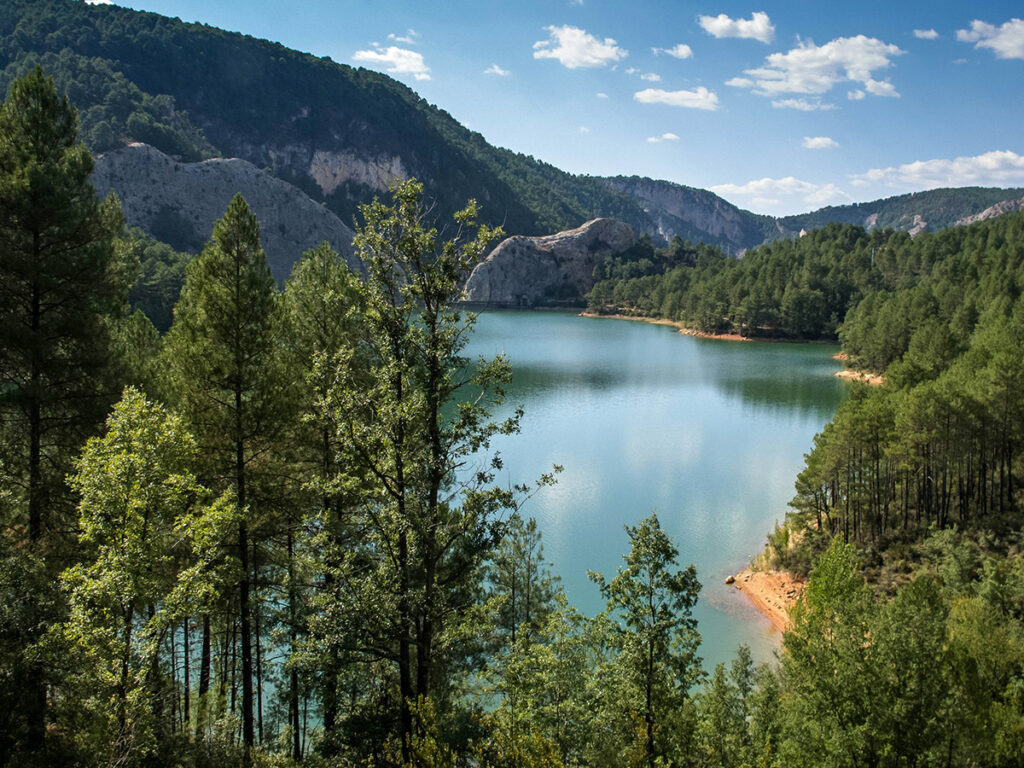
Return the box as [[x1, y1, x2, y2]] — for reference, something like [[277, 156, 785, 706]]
[[464, 311, 848, 671]]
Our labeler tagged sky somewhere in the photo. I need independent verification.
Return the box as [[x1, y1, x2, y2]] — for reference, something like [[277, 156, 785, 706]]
[[92, 0, 1024, 217]]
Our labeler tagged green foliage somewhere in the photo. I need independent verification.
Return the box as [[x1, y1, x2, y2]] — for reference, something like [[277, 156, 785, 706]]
[[59, 387, 234, 766], [0, 64, 131, 759], [589, 513, 701, 768]]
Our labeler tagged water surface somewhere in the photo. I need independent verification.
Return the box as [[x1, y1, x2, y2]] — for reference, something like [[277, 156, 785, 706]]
[[464, 311, 847, 671]]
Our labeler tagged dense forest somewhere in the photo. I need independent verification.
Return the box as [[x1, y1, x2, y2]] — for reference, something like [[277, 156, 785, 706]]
[[5, 66, 1024, 768]]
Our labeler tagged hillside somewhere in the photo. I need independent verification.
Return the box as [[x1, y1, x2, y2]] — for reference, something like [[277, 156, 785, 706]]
[[3, 0, 1021, 271], [0, 0, 650, 240], [776, 186, 1024, 236]]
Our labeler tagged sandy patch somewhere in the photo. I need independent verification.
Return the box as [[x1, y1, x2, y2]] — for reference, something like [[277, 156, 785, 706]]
[[730, 568, 806, 632], [834, 369, 885, 386]]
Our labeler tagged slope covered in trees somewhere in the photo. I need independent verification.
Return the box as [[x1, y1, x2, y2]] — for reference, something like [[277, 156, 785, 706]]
[[0, 0, 648, 239]]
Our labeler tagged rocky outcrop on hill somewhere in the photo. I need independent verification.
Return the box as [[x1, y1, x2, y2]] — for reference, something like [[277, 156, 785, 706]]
[[600, 176, 773, 254], [91, 143, 358, 281], [463, 218, 634, 308], [956, 196, 1024, 227]]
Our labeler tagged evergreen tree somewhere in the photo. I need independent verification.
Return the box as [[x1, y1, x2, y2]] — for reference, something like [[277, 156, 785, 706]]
[[0, 64, 129, 755], [163, 193, 285, 763]]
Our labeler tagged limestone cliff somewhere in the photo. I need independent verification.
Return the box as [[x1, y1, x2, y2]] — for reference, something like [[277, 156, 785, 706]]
[[91, 143, 358, 281], [599, 176, 774, 254], [463, 219, 635, 308]]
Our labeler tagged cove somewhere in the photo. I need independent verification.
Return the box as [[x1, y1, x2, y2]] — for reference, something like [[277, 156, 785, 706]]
[[464, 311, 848, 671]]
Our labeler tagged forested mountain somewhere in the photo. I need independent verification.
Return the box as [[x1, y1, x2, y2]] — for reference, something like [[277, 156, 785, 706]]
[[0, 0, 650, 239], [776, 186, 1024, 237], [2, 0, 1021, 268]]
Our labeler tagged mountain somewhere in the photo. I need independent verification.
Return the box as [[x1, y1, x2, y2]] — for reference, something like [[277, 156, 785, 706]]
[[0, 0, 652, 240], [774, 187, 1024, 237], [2, 0, 1022, 272], [599, 176, 777, 254]]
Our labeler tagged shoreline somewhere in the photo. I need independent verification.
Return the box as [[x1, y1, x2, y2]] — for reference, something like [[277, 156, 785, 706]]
[[832, 353, 885, 385], [579, 312, 751, 342], [729, 567, 806, 632]]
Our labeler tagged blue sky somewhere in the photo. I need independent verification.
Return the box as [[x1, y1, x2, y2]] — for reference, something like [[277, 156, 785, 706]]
[[97, 0, 1024, 216]]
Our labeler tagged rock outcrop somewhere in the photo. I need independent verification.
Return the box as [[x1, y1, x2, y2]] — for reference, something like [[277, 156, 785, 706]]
[[463, 218, 634, 308], [91, 143, 358, 281], [956, 196, 1024, 227]]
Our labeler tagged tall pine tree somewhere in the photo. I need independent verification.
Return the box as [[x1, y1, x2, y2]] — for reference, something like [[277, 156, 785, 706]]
[[0, 65, 129, 755], [164, 193, 285, 763]]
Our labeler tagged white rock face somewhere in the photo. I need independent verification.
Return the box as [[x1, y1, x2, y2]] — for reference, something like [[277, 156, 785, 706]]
[[91, 143, 358, 281], [956, 196, 1024, 227], [309, 150, 407, 196], [463, 218, 635, 307]]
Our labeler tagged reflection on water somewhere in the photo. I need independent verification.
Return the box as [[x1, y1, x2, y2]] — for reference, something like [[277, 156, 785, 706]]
[[464, 311, 847, 670]]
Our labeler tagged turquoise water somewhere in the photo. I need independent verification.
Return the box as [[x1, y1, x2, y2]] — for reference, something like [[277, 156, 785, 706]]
[[464, 311, 847, 671]]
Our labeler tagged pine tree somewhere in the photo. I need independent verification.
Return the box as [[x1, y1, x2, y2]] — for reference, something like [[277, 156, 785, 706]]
[[164, 193, 285, 763], [0, 64, 129, 754]]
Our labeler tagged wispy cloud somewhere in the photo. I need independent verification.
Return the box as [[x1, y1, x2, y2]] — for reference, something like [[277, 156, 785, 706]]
[[387, 29, 420, 45], [852, 150, 1024, 188], [803, 136, 838, 149], [647, 132, 681, 143], [533, 25, 627, 69], [698, 12, 774, 44], [771, 98, 836, 111], [652, 44, 693, 59], [484, 64, 509, 76], [914, 28, 939, 40], [957, 18, 1024, 60], [634, 86, 720, 110], [353, 45, 431, 80], [596, 92, 609, 99]]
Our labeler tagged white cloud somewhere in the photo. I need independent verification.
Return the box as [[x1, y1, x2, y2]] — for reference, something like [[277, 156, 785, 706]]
[[652, 44, 694, 59], [803, 136, 838, 149], [484, 64, 509, 76], [725, 77, 754, 88], [533, 25, 628, 69], [698, 11, 775, 44], [852, 150, 1024, 188], [634, 86, 720, 110], [771, 98, 836, 111], [957, 18, 1024, 60], [914, 28, 939, 40], [710, 176, 849, 213], [353, 46, 431, 80], [640, 72, 661, 82], [864, 78, 899, 97], [647, 132, 681, 143], [578, 126, 591, 134], [596, 92, 609, 99], [732, 35, 904, 98], [848, 89, 866, 100], [387, 29, 419, 45]]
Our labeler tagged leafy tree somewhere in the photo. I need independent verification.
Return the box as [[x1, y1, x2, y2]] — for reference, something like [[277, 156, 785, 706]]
[[589, 513, 701, 768], [59, 387, 233, 767], [320, 179, 554, 762]]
